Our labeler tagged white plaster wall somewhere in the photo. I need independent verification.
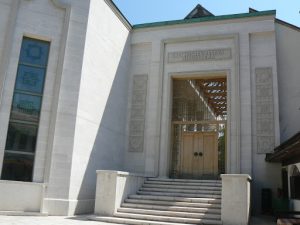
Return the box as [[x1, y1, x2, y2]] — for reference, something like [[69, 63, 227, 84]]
[[250, 32, 281, 213], [0, 0, 12, 171], [0, 0, 12, 75], [276, 24, 300, 142], [124, 43, 151, 174], [68, 0, 131, 214]]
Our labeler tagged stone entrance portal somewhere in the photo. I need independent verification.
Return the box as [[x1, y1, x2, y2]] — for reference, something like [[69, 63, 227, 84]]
[[170, 78, 227, 179]]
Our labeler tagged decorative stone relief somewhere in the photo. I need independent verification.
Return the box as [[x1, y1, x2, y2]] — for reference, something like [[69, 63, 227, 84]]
[[255, 67, 275, 154], [128, 75, 148, 152], [168, 48, 232, 63]]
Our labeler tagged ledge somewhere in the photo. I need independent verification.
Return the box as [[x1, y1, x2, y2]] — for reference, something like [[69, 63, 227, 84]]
[[221, 174, 252, 181], [0, 180, 45, 187], [96, 170, 146, 178]]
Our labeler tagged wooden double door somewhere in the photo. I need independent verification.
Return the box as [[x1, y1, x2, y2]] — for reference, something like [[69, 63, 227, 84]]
[[180, 132, 218, 178]]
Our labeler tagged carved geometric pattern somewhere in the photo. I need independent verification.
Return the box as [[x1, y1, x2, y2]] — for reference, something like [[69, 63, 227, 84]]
[[168, 48, 232, 63], [255, 67, 275, 154], [129, 75, 148, 152]]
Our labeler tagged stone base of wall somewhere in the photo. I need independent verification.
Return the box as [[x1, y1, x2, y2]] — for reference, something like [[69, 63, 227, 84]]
[[42, 198, 95, 216]]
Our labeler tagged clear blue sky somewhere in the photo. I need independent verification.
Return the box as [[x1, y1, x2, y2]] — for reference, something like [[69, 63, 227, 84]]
[[113, 0, 300, 27]]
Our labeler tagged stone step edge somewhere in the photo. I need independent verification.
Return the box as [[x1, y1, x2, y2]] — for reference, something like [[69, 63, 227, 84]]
[[88, 215, 195, 225], [121, 202, 222, 213], [125, 199, 221, 208], [148, 178, 221, 183], [140, 187, 221, 194], [117, 207, 221, 219], [137, 191, 222, 198], [145, 181, 222, 187], [129, 194, 222, 203], [143, 184, 222, 190], [114, 212, 222, 224]]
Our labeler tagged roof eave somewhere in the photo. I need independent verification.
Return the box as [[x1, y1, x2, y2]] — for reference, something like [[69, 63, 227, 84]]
[[105, 0, 132, 31], [133, 10, 276, 30]]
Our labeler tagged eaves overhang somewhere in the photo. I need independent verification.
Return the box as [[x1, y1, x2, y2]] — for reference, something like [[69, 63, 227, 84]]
[[132, 10, 276, 30], [266, 132, 300, 166]]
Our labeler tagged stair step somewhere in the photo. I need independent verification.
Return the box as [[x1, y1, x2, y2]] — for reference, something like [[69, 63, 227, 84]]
[[129, 194, 221, 204], [143, 183, 222, 191], [121, 202, 221, 214], [137, 191, 221, 198], [145, 180, 222, 187], [140, 187, 221, 195], [88, 215, 194, 225], [124, 199, 221, 209], [148, 178, 221, 184], [114, 212, 222, 224], [118, 208, 221, 220]]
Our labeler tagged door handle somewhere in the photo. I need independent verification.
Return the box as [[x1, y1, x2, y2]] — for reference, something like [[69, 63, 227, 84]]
[[198, 152, 203, 157], [194, 152, 199, 157]]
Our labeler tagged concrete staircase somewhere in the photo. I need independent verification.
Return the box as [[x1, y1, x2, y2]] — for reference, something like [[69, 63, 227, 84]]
[[90, 177, 222, 225]]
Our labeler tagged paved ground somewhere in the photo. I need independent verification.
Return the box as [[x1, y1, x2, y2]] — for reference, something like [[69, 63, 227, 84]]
[[0, 215, 118, 225], [250, 215, 276, 225], [0, 215, 276, 225]]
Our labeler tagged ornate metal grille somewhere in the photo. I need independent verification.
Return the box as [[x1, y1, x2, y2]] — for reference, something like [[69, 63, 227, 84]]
[[170, 78, 227, 178]]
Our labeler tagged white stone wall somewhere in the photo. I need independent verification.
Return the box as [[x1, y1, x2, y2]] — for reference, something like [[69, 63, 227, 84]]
[[276, 23, 300, 142], [0, 180, 44, 212], [42, 0, 91, 216], [124, 43, 151, 174], [67, 0, 131, 214], [250, 32, 282, 213], [0, 0, 130, 216], [0, 0, 13, 173]]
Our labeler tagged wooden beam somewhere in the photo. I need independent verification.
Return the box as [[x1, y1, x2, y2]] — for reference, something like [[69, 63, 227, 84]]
[[205, 92, 227, 96]]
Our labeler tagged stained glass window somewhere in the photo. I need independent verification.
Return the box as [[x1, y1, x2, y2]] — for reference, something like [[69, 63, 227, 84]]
[[15, 65, 45, 94], [1, 37, 50, 182]]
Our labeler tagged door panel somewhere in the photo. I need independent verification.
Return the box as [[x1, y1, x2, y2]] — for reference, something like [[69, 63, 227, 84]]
[[181, 133, 194, 177], [180, 132, 218, 178], [203, 133, 218, 175]]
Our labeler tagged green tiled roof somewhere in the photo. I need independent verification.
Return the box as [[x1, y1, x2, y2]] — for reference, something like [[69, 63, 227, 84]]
[[133, 10, 276, 29]]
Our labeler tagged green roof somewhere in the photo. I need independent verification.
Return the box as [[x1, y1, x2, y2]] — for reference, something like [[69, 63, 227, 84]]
[[133, 10, 276, 29]]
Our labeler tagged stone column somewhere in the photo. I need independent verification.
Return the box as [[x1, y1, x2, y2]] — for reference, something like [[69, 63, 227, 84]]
[[221, 174, 252, 225], [94, 170, 145, 216]]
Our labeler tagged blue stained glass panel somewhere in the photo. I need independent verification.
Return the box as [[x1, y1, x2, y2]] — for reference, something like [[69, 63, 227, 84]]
[[11, 93, 42, 122], [1, 152, 34, 182], [19, 38, 50, 67], [15, 65, 45, 94], [5, 122, 37, 153]]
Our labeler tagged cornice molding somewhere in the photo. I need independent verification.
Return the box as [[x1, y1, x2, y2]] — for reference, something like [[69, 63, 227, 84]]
[[51, 0, 70, 9], [104, 0, 132, 31]]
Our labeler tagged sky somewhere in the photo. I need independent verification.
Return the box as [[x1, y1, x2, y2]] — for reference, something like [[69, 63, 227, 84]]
[[113, 0, 300, 27]]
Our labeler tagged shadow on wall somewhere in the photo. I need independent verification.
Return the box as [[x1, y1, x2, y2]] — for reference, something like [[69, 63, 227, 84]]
[[74, 36, 131, 214]]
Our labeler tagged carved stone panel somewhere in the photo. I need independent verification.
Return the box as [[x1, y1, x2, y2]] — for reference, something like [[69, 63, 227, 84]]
[[129, 75, 148, 152], [255, 68, 275, 154], [168, 48, 232, 63]]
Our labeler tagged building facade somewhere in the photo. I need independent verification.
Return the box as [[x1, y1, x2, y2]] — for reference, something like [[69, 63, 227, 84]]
[[0, 0, 299, 216]]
